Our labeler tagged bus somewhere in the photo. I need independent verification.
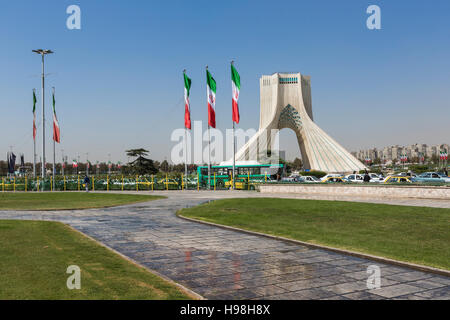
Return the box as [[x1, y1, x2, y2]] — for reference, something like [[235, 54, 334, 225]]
[[197, 163, 284, 189]]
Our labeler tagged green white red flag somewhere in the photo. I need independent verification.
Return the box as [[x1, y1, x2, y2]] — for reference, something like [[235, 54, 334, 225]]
[[206, 69, 217, 128], [33, 90, 37, 140], [231, 63, 240, 124], [72, 160, 78, 168], [184, 72, 192, 129], [52, 92, 60, 143]]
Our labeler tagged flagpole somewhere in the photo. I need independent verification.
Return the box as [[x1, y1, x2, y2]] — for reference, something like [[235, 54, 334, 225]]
[[231, 61, 236, 191], [206, 66, 211, 191], [61, 149, 65, 176], [33, 136, 36, 178], [86, 152, 89, 176], [183, 69, 188, 190], [41, 54, 46, 189], [208, 125, 211, 190], [33, 88, 36, 178], [184, 128, 188, 190], [52, 87, 56, 191], [233, 121, 236, 190]]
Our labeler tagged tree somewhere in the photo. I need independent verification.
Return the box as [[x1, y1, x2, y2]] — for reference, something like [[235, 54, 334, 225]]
[[125, 148, 157, 175], [126, 148, 149, 158], [160, 160, 169, 172], [292, 157, 303, 171], [129, 156, 158, 175]]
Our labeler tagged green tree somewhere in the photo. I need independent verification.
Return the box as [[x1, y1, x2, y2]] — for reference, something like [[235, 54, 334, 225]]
[[125, 148, 149, 158], [125, 148, 157, 175], [292, 157, 303, 171], [160, 160, 169, 172]]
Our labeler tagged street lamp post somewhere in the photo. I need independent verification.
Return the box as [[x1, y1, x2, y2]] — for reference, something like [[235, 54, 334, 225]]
[[32, 49, 53, 191]]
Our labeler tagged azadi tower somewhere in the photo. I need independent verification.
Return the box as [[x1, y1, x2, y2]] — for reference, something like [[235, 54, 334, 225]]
[[231, 73, 366, 173]]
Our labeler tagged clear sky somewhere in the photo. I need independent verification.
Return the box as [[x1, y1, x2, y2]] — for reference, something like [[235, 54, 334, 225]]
[[1, 0, 449, 163]]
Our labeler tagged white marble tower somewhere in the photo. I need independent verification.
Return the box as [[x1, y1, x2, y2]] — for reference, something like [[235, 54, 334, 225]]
[[231, 73, 366, 173]]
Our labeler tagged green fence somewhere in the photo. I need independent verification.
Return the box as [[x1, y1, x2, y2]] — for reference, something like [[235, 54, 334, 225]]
[[1, 175, 448, 192]]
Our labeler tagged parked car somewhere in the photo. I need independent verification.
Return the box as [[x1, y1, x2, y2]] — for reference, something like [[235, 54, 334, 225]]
[[383, 175, 412, 184], [322, 176, 346, 183], [320, 174, 343, 182], [368, 173, 384, 182], [412, 172, 450, 183], [225, 179, 258, 190], [302, 176, 321, 183], [344, 174, 365, 183]]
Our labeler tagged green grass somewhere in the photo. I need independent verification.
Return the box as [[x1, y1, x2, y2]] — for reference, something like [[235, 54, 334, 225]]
[[0, 193, 165, 210], [0, 220, 192, 299], [179, 198, 450, 270]]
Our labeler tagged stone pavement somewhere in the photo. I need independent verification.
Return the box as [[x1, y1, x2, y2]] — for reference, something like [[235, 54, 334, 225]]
[[0, 191, 449, 300]]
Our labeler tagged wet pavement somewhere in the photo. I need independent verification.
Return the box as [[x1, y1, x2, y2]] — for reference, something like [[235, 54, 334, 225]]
[[0, 191, 449, 300]]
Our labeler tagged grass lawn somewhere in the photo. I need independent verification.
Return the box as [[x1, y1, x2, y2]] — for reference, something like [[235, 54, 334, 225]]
[[179, 198, 450, 270], [0, 192, 165, 210], [0, 220, 192, 299]]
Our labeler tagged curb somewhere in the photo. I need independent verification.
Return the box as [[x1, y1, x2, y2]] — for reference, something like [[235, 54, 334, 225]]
[[65, 223, 205, 300], [177, 213, 450, 278]]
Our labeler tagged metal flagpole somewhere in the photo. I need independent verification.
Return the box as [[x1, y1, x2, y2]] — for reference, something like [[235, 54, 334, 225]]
[[61, 149, 65, 176], [108, 153, 111, 175], [183, 69, 188, 190], [41, 54, 45, 185], [86, 152, 89, 176], [33, 49, 53, 190], [52, 87, 56, 191], [231, 60, 236, 191], [33, 89, 36, 178], [184, 128, 188, 190], [208, 125, 211, 190], [206, 66, 211, 191], [33, 131, 36, 178], [233, 121, 236, 190]]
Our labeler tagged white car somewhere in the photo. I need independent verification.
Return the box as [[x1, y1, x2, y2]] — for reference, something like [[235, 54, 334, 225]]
[[302, 176, 321, 183], [344, 174, 365, 183], [368, 173, 384, 182], [320, 174, 343, 182]]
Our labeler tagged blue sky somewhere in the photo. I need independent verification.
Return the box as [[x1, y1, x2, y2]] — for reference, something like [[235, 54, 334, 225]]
[[1, 0, 449, 163]]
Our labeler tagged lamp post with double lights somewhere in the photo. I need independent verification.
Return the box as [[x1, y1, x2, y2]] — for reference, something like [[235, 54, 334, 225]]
[[32, 49, 53, 190]]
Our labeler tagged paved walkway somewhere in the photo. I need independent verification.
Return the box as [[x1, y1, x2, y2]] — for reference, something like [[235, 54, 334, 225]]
[[0, 191, 449, 300]]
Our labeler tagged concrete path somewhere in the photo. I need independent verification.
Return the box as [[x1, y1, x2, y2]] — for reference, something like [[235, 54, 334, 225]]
[[0, 191, 449, 300]]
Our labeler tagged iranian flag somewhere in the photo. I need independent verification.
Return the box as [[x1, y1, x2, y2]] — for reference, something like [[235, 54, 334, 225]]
[[184, 71, 192, 129], [206, 69, 217, 128], [52, 92, 60, 143], [231, 63, 240, 124], [33, 90, 37, 140], [72, 160, 78, 168]]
